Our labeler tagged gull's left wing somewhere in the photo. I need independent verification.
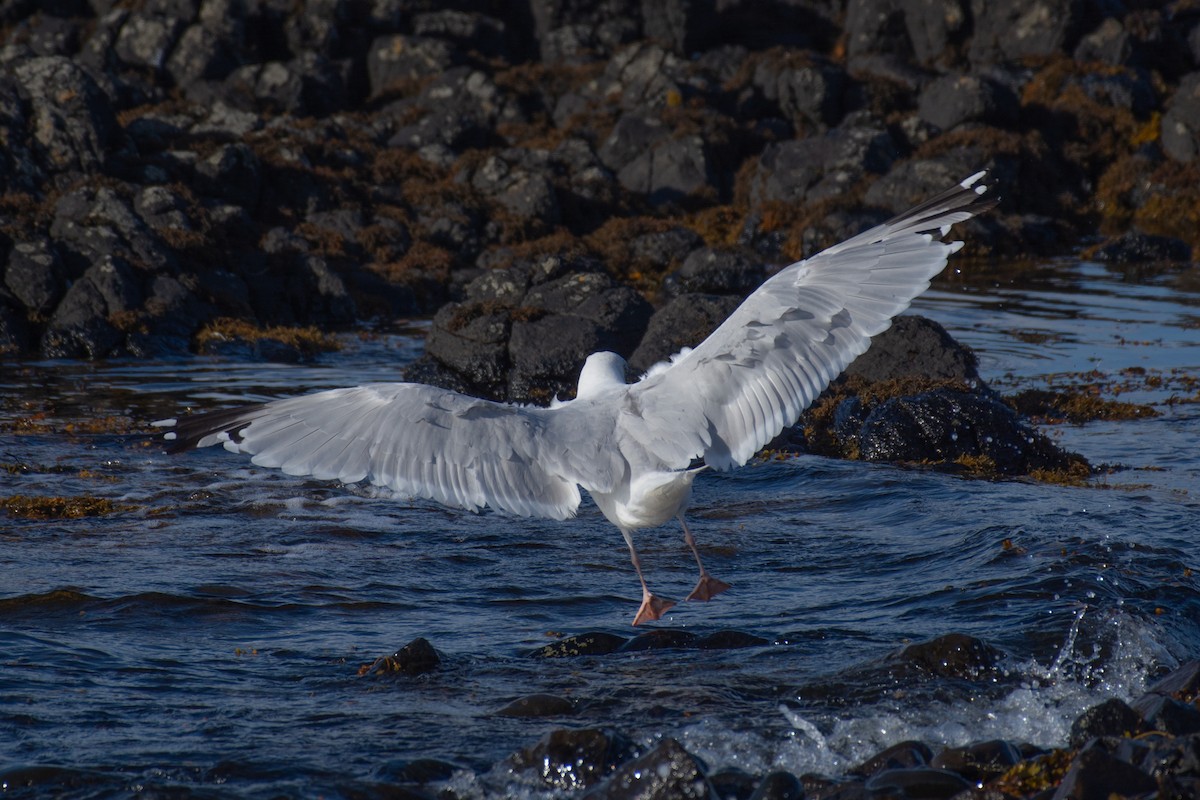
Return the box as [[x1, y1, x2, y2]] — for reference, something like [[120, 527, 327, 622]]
[[618, 172, 996, 471]]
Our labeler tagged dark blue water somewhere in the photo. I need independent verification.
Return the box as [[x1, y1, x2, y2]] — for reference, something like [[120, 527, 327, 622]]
[[2, 260, 1198, 798]]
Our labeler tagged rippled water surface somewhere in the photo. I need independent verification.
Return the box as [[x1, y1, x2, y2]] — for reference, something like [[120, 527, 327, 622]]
[[2, 259, 1198, 798]]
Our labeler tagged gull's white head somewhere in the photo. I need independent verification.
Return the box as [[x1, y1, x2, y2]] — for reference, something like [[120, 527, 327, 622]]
[[577, 351, 628, 399]]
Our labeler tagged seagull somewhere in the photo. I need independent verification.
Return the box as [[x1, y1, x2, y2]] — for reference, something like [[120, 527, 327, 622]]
[[157, 172, 995, 625]]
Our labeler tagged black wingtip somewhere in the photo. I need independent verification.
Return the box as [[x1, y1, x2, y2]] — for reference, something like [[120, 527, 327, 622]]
[[879, 169, 1000, 235], [158, 402, 266, 454]]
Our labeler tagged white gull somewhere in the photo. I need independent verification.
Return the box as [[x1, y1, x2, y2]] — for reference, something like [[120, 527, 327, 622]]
[[157, 172, 995, 625]]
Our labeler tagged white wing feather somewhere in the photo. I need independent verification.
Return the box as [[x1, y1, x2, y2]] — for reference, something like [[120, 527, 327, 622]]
[[620, 171, 994, 470], [170, 384, 621, 520]]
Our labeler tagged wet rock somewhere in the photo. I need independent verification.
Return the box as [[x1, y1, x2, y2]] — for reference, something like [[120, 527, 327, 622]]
[[752, 118, 898, 207], [619, 629, 698, 652], [194, 143, 262, 208], [362, 637, 441, 677], [4, 237, 66, 315], [1074, 18, 1132, 66], [628, 293, 742, 374], [617, 134, 718, 207], [641, 1, 720, 56], [1131, 693, 1200, 736], [1140, 733, 1200, 796], [848, 740, 933, 777], [845, 0, 913, 61], [846, 316, 980, 383], [751, 54, 846, 129], [377, 757, 460, 785], [468, 152, 560, 229], [510, 727, 639, 791], [1162, 72, 1200, 163], [531, 632, 629, 659], [413, 10, 509, 60], [661, 247, 765, 300], [1145, 659, 1200, 698], [747, 770, 803, 800], [51, 185, 176, 277], [367, 35, 459, 96], [864, 156, 989, 215], [902, 0, 971, 66], [1091, 231, 1192, 263], [930, 740, 1022, 783], [0, 301, 30, 355], [505, 272, 652, 403], [864, 767, 971, 798], [497, 694, 576, 718], [586, 737, 716, 799], [12, 56, 121, 175], [969, 0, 1087, 66], [1069, 698, 1145, 748], [167, 23, 240, 88], [114, 12, 187, 72], [1052, 742, 1157, 800], [893, 633, 1001, 678], [693, 630, 770, 650], [709, 767, 757, 800], [223, 54, 350, 116], [917, 74, 1018, 131], [40, 256, 142, 359], [424, 300, 511, 398], [859, 388, 1075, 474]]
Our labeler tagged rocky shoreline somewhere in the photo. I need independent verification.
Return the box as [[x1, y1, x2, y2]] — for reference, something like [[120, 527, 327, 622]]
[[1, 5, 1197, 796], [361, 636, 1200, 800], [3, 1, 1187, 479]]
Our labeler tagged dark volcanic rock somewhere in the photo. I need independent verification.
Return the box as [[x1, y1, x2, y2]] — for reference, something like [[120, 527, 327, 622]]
[[531, 632, 629, 659], [661, 247, 766, 300], [858, 387, 1073, 474], [747, 770, 803, 800], [848, 740, 934, 777], [893, 633, 1002, 678], [629, 293, 742, 374], [510, 727, 639, 791], [863, 767, 971, 798], [363, 637, 441, 677], [969, 0, 1087, 66], [40, 256, 142, 359], [1069, 698, 1145, 747], [1092, 231, 1192, 263], [1162, 73, 1200, 162], [917, 73, 1018, 131], [1132, 693, 1200, 736], [12, 56, 121, 176], [845, 315, 980, 383], [587, 737, 716, 799], [930, 739, 1022, 783], [4, 237, 66, 315], [619, 629, 698, 652], [497, 694, 576, 718], [1052, 741, 1157, 800]]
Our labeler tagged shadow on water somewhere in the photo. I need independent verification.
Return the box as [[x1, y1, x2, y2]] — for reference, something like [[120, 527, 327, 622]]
[[1, 262, 1198, 797]]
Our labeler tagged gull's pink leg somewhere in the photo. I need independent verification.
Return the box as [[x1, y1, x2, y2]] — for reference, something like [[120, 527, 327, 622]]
[[622, 529, 675, 625], [681, 516, 731, 602]]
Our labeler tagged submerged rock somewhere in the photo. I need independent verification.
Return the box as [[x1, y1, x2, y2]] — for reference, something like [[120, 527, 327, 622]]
[[585, 737, 716, 799], [509, 727, 639, 791], [496, 694, 575, 718], [893, 633, 1002, 678], [360, 637, 441, 677], [531, 632, 629, 658]]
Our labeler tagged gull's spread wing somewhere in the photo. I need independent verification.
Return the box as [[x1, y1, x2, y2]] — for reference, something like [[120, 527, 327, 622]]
[[158, 384, 619, 520], [621, 172, 996, 470]]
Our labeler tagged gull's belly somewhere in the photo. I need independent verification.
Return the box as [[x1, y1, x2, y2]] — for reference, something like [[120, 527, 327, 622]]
[[596, 469, 698, 531]]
